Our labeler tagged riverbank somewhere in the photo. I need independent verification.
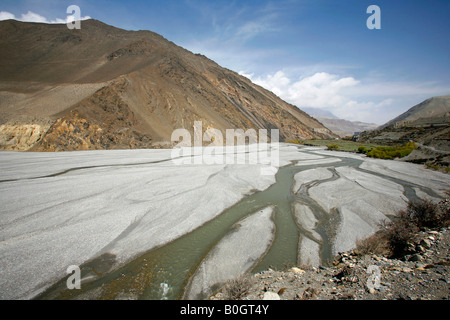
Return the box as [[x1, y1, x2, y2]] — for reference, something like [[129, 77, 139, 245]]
[[1, 144, 448, 300], [211, 226, 450, 300]]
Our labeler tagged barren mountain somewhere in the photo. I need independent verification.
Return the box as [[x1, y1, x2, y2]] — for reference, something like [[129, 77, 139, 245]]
[[358, 95, 450, 168], [0, 19, 335, 151], [382, 95, 450, 129]]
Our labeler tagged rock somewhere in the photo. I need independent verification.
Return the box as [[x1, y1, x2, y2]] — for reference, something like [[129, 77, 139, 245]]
[[415, 267, 426, 272], [416, 245, 426, 253], [289, 267, 306, 274], [415, 262, 426, 269], [420, 239, 432, 249], [409, 254, 422, 262], [262, 292, 281, 300]]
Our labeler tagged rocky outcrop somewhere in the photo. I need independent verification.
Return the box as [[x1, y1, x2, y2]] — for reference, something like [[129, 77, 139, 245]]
[[0, 121, 51, 151], [31, 81, 153, 151]]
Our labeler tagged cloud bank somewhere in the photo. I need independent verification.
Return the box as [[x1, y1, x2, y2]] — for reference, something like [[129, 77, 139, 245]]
[[240, 70, 448, 124], [0, 10, 90, 24]]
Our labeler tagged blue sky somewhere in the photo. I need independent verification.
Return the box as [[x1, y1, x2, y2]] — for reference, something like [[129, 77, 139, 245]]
[[1, 0, 449, 124]]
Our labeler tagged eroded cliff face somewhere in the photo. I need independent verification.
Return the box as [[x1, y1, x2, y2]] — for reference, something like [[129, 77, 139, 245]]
[[31, 81, 153, 152], [0, 122, 52, 151]]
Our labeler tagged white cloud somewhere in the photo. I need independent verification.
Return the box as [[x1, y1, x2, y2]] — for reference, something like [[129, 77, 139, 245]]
[[20, 11, 48, 23], [235, 20, 273, 42], [0, 11, 15, 20], [249, 71, 359, 110], [243, 71, 448, 124], [0, 10, 90, 24], [238, 71, 254, 80]]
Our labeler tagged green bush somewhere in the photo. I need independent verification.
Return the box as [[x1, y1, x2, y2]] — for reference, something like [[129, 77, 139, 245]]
[[366, 142, 417, 159], [327, 144, 339, 151], [357, 146, 367, 154], [367, 149, 391, 159]]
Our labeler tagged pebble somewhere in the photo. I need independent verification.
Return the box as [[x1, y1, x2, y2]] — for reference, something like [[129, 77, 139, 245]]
[[416, 245, 426, 252], [262, 292, 281, 300], [289, 267, 306, 274], [409, 254, 423, 262]]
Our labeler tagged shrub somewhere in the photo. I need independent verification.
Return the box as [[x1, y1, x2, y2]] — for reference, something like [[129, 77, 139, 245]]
[[358, 198, 449, 259], [221, 274, 253, 300], [366, 142, 418, 160], [379, 210, 419, 258], [406, 200, 437, 229], [357, 146, 367, 154], [367, 149, 391, 159], [327, 144, 339, 151], [355, 232, 389, 256]]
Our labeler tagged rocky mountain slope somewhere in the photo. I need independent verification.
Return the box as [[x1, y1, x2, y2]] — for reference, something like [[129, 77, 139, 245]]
[[0, 19, 335, 151], [358, 95, 450, 168], [382, 95, 450, 129]]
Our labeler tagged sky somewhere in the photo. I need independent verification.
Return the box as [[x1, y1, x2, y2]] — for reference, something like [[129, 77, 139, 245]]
[[1, 0, 449, 124]]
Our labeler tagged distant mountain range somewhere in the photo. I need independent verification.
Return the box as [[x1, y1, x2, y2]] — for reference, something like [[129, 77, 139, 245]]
[[0, 19, 336, 151], [301, 107, 379, 137], [301, 107, 338, 119]]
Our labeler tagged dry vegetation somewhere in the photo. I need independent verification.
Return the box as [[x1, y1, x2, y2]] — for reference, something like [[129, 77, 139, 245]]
[[356, 197, 450, 259]]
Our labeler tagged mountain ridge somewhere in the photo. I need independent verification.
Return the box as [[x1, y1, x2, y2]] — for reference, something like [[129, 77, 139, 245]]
[[381, 94, 450, 129], [358, 94, 450, 168], [0, 19, 336, 151]]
